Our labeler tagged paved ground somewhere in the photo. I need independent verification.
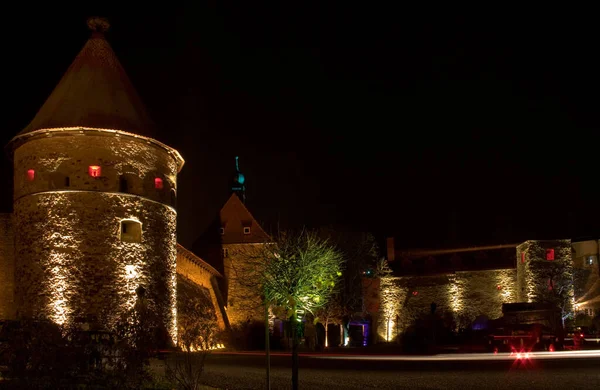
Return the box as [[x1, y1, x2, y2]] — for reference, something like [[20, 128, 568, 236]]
[[199, 351, 600, 389]]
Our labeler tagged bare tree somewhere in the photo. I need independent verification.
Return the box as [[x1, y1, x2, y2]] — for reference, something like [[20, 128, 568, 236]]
[[316, 228, 379, 343]]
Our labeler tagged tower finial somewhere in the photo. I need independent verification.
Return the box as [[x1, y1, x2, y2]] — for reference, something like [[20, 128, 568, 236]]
[[87, 16, 110, 34], [231, 156, 246, 203]]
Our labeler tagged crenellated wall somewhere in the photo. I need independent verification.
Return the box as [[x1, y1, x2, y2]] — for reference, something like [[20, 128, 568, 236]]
[[0, 214, 15, 320], [377, 269, 517, 342]]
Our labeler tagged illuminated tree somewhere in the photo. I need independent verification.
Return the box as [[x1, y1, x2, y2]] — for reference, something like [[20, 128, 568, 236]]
[[314, 294, 345, 347], [242, 229, 343, 390]]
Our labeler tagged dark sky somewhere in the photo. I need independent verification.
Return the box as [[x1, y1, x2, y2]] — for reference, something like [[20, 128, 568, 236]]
[[1, 5, 599, 250]]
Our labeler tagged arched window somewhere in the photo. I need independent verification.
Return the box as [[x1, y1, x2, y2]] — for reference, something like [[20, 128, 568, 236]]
[[120, 220, 142, 243]]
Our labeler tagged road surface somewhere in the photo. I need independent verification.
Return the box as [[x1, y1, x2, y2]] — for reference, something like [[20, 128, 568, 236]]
[[199, 350, 600, 389]]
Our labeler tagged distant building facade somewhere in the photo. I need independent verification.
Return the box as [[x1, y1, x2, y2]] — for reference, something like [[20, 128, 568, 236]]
[[194, 191, 271, 327], [366, 237, 600, 343]]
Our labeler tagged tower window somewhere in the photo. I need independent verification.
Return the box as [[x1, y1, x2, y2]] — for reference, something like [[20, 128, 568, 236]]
[[88, 165, 101, 177], [154, 177, 163, 189], [219, 227, 225, 235], [546, 249, 555, 261], [521, 252, 526, 264], [243, 227, 251, 235], [119, 176, 128, 192], [120, 220, 142, 243], [222, 248, 229, 258], [26, 169, 35, 181], [65, 176, 70, 187], [586, 256, 597, 266]]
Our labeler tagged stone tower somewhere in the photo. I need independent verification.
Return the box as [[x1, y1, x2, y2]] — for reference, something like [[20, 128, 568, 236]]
[[6, 18, 184, 344]]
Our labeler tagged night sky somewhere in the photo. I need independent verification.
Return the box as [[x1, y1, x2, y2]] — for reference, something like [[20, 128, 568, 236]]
[[1, 5, 599, 250]]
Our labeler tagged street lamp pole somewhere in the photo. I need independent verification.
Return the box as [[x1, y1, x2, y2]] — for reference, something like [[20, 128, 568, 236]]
[[265, 296, 271, 390]]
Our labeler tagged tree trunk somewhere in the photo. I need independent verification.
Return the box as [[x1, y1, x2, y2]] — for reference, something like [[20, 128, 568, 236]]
[[291, 314, 299, 390]]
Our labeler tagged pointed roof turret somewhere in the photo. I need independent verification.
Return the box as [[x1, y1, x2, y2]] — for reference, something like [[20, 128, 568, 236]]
[[17, 17, 156, 138]]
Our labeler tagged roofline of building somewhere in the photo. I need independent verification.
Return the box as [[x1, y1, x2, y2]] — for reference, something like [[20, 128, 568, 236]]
[[384, 266, 517, 279], [397, 243, 520, 257], [177, 243, 222, 278], [5, 127, 185, 172], [571, 236, 600, 243]]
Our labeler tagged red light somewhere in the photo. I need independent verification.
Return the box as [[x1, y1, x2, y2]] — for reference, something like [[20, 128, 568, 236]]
[[88, 165, 101, 177], [412, 291, 418, 296], [497, 285, 502, 290], [549, 344, 555, 352], [26, 169, 35, 181], [546, 248, 554, 261], [521, 252, 526, 263], [154, 177, 163, 189]]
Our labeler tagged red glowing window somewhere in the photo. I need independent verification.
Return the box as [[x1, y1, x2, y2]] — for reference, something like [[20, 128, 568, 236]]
[[497, 285, 502, 290], [546, 249, 555, 261], [521, 252, 526, 264], [154, 177, 163, 189], [26, 169, 35, 181], [88, 165, 102, 177], [412, 291, 418, 296]]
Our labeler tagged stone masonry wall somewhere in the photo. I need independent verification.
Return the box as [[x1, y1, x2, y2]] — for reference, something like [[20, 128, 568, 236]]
[[13, 133, 179, 206], [377, 269, 517, 342], [13, 192, 178, 343], [0, 214, 15, 320], [177, 252, 227, 330], [517, 240, 573, 316], [223, 243, 265, 326]]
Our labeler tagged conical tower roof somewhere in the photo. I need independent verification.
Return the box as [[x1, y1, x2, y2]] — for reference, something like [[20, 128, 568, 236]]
[[18, 17, 155, 137]]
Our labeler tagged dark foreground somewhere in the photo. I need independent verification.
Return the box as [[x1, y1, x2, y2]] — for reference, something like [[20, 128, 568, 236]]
[[199, 350, 600, 389]]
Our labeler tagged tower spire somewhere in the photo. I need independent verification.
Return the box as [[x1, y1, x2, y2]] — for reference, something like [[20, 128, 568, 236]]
[[231, 156, 246, 203]]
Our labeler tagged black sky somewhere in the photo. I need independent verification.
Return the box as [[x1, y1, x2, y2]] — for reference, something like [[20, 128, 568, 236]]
[[1, 5, 599, 250]]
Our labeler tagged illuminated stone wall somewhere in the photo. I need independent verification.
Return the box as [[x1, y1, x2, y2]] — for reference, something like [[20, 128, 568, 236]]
[[0, 214, 15, 319], [516, 239, 573, 315], [177, 246, 228, 330], [572, 240, 600, 315], [13, 192, 177, 341], [12, 132, 180, 344], [376, 269, 517, 342], [13, 133, 178, 206], [223, 243, 265, 326]]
